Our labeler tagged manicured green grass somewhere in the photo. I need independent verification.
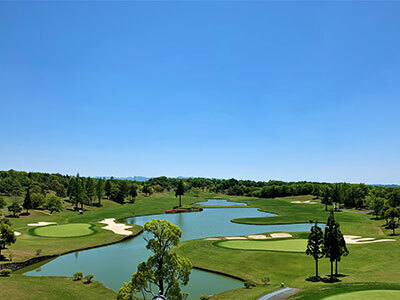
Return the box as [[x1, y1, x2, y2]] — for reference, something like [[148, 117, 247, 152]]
[[33, 223, 94, 238], [174, 194, 400, 299], [289, 282, 400, 300], [216, 239, 307, 253], [0, 274, 116, 300], [323, 290, 400, 299]]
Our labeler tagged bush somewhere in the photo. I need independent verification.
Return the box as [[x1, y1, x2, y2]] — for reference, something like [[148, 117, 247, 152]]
[[244, 280, 256, 289], [261, 276, 270, 285], [35, 249, 42, 256], [0, 269, 12, 277], [200, 295, 210, 300], [84, 274, 94, 283], [73, 272, 83, 280]]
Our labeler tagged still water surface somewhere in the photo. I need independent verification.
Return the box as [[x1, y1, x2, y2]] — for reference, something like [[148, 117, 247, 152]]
[[25, 199, 317, 299]]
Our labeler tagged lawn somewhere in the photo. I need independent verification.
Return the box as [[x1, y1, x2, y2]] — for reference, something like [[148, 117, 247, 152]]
[[174, 194, 400, 300], [33, 223, 94, 238], [323, 290, 400, 300], [216, 239, 307, 253], [0, 274, 116, 300]]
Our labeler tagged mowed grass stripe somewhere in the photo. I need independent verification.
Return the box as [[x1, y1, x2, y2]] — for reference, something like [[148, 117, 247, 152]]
[[323, 290, 400, 299], [34, 223, 94, 237], [216, 239, 307, 253]]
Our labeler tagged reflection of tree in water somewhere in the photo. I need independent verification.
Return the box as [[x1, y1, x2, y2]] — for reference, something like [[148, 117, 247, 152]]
[[176, 212, 185, 230], [74, 251, 79, 260]]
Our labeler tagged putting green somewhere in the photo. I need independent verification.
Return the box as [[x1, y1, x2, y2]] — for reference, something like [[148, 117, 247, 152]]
[[33, 223, 94, 238], [324, 290, 400, 299], [216, 239, 307, 252]]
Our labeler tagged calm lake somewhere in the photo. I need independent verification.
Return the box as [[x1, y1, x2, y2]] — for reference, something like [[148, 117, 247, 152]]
[[25, 199, 317, 299]]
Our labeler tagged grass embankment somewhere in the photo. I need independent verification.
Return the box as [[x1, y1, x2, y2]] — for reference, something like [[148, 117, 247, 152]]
[[216, 239, 307, 253], [0, 192, 205, 298], [0, 274, 116, 300], [290, 282, 400, 299], [174, 195, 400, 300]]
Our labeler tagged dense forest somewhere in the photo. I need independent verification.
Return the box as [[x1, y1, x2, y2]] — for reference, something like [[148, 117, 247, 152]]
[[0, 170, 399, 218]]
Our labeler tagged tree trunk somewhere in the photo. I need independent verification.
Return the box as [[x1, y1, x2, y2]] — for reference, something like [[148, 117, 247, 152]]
[[315, 258, 318, 277], [335, 259, 338, 276], [330, 260, 333, 279], [179, 195, 182, 207], [325, 204, 327, 211]]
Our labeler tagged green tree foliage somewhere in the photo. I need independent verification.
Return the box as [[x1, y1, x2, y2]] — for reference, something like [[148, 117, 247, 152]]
[[8, 200, 22, 217], [85, 274, 94, 283], [334, 221, 349, 276], [369, 196, 385, 218], [0, 219, 16, 256], [321, 187, 331, 211], [323, 211, 340, 279], [31, 193, 45, 209], [105, 180, 112, 199], [118, 219, 192, 300], [86, 177, 95, 205], [23, 187, 33, 213], [95, 179, 104, 206], [175, 180, 185, 207], [306, 221, 324, 278], [385, 207, 399, 235], [129, 184, 138, 203], [73, 272, 83, 280], [44, 195, 63, 213], [0, 197, 6, 210]]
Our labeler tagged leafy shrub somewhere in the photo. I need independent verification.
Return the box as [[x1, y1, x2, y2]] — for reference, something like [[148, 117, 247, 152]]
[[35, 249, 42, 256], [261, 276, 270, 285], [84, 274, 94, 283], [0, 269, 12, 277], [200, 295, 210, 300], [73, 272, 83, 280], [244, 280, 256, 289]]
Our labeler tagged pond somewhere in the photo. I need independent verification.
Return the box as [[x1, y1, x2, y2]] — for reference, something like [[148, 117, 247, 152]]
[[25, 200, 319, 299]]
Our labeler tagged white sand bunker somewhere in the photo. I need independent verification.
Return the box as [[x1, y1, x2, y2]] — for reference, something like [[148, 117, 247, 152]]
[[99, 218, 133, 236], [27, 222, 57, 227], [270, 233, 292, 238], [14, 231, 21, 236], [205, 232, 293, 241], [248, 235, 271, 240], [291, 200, 317, 204], [344, 235, 396, 244]]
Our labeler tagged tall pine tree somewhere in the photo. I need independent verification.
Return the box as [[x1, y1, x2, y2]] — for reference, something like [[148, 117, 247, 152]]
[[23, 187, 32, 214], [306, 221, 324, 278]]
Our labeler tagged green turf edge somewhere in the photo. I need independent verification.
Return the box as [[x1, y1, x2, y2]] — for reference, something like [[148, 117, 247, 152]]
[[29, 223, 97, 238], [288, 282, 400, 300], [213, 239, 307, 254]]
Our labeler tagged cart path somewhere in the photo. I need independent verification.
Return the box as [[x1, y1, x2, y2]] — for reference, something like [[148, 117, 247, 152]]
[[258, 287, 301, 300]]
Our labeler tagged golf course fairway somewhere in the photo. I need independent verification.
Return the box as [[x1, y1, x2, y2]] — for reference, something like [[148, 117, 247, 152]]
[[216, 239, 307, 252], [323, 290, 400, 299], [33, 223, 94, 238]]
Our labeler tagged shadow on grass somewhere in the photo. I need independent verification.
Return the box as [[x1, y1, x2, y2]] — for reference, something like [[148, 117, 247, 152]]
[[306, 275, 345, 283]]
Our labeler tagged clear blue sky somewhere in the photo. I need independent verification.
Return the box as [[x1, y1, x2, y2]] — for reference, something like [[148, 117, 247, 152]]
[[1, 1, 400, 183]]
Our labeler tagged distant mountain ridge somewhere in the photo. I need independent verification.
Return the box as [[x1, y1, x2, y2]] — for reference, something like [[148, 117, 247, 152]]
[[95, 176, 151, 182], [371, 184, 400, 188]]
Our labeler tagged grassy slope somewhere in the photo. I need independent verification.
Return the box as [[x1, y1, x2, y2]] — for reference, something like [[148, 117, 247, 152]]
[[0, 193, 202, 263], [0, 275, 116, 299], [174, 195, 400, 300], [216, 239, 307, 252]]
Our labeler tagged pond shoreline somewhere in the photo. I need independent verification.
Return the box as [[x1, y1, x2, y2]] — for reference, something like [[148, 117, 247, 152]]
[[1, 228, 144, 272]]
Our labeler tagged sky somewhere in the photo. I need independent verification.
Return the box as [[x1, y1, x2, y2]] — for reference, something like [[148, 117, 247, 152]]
[[1, 1, 400, 184]]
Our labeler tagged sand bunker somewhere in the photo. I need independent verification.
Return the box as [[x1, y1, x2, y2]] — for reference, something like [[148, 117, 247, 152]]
[[99, 218, 133, 235], [27, 222, 57, 227], [271, 233, 293, 238], [14, 231, 21, 236], [290, 200, 317, 204], [205, 232, 293, 241], [344, 235, 396, 244], [248, 235, 271, 240]]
